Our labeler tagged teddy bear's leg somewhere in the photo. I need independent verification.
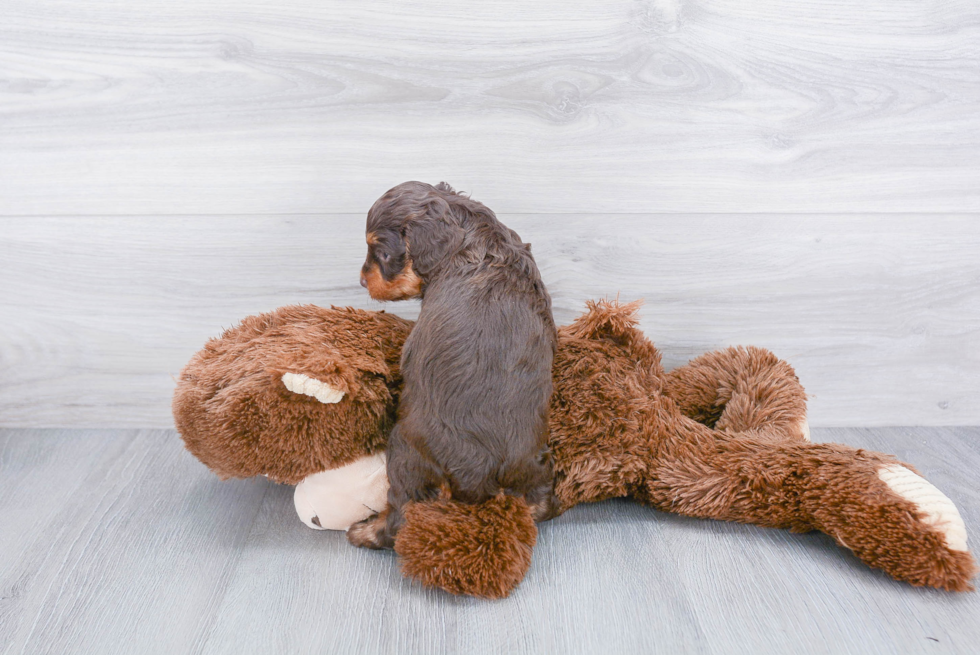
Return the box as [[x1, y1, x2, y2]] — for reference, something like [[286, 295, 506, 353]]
[[641, 423, 977, 591], [663, 346, 809, 441]]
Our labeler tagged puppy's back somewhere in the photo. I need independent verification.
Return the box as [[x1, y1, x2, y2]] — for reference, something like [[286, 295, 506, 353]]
[[400, 203, 556, 503]]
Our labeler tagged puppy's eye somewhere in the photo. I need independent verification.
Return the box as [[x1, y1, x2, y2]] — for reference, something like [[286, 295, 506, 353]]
[[378, 251, 391, 262]]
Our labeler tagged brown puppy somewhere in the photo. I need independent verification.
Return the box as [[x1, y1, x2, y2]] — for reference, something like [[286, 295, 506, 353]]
[[349, 181, 559, 549]]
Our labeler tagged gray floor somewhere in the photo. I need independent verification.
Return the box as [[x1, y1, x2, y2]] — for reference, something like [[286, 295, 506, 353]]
[[1, 427, 977, 655]]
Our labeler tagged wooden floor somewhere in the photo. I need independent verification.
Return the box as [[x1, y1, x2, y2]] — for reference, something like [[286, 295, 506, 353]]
[[1, 427, 977, 654]]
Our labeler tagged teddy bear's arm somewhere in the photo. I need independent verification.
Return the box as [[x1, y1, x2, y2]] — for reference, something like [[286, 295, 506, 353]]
[[642, 426, 977, 591]]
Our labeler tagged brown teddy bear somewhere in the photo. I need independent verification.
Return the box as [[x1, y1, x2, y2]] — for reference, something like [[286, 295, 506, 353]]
[[173, 301, 976, 598]]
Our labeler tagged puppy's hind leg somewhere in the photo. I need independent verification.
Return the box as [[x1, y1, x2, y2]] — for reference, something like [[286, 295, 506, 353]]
[[348, 424, 440, 550], [519, 449, 565, 522], [347, 508, 393, 550]]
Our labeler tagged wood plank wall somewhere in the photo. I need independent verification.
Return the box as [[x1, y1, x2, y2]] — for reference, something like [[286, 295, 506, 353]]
[[1, 1, 978, 427]]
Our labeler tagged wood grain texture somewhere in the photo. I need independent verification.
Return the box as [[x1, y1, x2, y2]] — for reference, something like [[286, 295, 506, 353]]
[[0, 429, 270, 655], [1, 215, 977, 428], [2, 0, 979, 215], [0, 427, 977, 654]]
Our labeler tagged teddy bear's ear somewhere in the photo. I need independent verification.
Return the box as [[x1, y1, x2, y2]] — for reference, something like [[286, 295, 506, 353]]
[[280, 372, 347, 404], [265, 345, 361, 403]]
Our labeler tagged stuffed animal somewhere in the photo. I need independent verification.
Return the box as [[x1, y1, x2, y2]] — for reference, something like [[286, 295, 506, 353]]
[[173, 301, 976, 598]]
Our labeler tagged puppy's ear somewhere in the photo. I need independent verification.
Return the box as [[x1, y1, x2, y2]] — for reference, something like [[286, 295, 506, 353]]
[[406, 210, 464, 279]]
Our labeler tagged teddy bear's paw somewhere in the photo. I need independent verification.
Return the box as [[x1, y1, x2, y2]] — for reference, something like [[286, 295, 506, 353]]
[[281, 372, 345, 404], [878, 464, 968, 552]]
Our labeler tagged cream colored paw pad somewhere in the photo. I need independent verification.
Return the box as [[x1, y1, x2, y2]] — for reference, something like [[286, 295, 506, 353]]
[[282, 372, 345, 404], [878, 465, 968, 551]]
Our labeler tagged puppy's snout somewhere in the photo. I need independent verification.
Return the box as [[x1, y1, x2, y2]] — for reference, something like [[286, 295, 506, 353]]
[[360, 274, 368, 288]]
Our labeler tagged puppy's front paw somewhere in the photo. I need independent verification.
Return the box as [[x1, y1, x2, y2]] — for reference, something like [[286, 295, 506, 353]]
[[347, 513, 390, 550]]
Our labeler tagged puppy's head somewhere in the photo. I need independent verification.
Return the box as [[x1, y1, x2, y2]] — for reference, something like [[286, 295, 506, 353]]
[[360, 181, 465, 301]]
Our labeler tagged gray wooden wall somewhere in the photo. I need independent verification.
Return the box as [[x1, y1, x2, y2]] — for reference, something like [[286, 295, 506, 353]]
[[1, 1, 978, 428]]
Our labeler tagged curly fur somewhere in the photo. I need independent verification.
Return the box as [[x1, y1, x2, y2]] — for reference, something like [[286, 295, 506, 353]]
[[395, 494, 537, 599]]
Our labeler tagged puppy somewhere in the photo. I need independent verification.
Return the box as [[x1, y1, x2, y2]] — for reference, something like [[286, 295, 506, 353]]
[[349, 181, 559, 549]]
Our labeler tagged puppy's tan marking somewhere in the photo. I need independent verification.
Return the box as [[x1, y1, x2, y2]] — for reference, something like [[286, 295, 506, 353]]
[[364, 262, 422, 301]]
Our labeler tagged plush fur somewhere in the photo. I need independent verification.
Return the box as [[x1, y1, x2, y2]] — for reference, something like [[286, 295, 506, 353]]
[[395, 493, 537, 599], [174, 301, 977, 596], [349, 181, 558, 549]]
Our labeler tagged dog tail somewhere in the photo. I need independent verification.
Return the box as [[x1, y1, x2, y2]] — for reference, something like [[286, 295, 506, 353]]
[[394, 493, 537, 599]]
